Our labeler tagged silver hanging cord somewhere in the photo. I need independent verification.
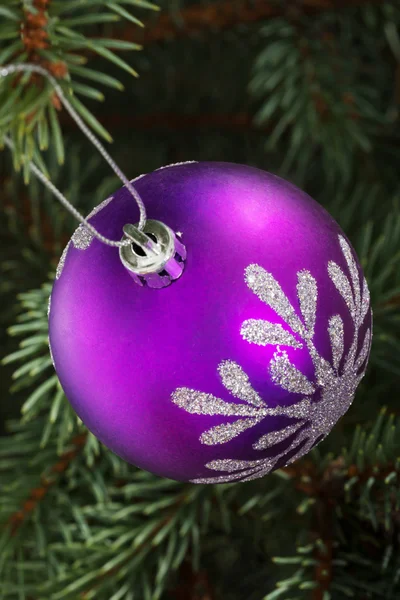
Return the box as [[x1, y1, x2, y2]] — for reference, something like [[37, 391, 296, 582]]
[[3, 135, 132, 248], [0, 63, 147, 247]]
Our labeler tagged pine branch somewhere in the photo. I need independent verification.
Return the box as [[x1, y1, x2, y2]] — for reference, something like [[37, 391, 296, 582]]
[[19, 0, 68, 103], [267, 410, 400, 598], [6, 432, 87, 537], [0, 0, 155, 177], [249, 7, 395, 182], [80, 491, 190, 599], [117, 0, 389, 45]]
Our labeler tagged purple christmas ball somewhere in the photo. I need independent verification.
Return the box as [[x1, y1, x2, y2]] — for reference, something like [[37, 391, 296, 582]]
[[48, 162, 372, 483]]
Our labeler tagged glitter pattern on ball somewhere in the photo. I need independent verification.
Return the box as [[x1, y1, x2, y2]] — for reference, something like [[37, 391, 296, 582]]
[[172, 234, 371, 483]]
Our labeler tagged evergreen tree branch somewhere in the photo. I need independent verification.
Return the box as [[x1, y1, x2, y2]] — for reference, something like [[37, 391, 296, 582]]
[[268, 410, 400, 598], [79, 490, 190, 599], [249, 8, 396, 182], [6, 432, 88, 537], [0, 0, 156, 178]]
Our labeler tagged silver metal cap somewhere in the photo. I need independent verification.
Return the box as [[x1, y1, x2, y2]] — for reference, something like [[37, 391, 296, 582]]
[[119, 220, 186, 288]]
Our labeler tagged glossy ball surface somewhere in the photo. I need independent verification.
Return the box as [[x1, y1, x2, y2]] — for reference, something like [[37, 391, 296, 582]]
[[49, 162, 372, 483]]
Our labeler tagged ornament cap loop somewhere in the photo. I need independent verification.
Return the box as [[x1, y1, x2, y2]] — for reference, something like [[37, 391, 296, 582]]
[[119, 220, 186, 289], [122, 223, 162, 257]]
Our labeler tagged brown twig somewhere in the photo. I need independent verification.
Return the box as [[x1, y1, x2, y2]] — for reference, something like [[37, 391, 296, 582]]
[[6, 433, 87, 536], [283, 456, 399, 599], [172, 563, 215, 600], [117, 0, 386, 46], [59, 111, 256, 131], [58, 86, 360, 132], [281, 460, 337, 599]]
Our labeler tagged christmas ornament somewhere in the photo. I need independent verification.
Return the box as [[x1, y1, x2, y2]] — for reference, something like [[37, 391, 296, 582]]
[[48, 162, 372, 483]]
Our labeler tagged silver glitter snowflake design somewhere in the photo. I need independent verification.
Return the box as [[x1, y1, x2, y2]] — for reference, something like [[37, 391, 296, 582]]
[[55, 194, 117, 279], [70, 171, 153, 252], [55, 241, 71, 280], [71, 195, 114, 250], [171, 235, 372, 483]]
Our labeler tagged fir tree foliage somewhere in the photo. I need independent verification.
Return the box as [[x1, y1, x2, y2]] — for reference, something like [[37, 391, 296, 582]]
[[1, 1, 400, 599], [0, 0, 157, 180]]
